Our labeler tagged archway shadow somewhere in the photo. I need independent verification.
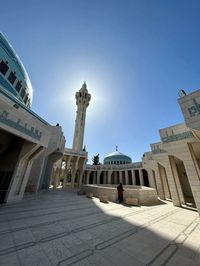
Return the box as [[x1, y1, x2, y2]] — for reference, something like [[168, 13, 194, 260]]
[[0, 188, 199, 265]]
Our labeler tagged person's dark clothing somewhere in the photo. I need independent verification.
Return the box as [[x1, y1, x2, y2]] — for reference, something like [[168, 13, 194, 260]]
[[117, 183, 124, 203]]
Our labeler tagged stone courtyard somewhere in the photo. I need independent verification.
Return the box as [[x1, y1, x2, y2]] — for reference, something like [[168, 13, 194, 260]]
[[0, 189, 200, 266]]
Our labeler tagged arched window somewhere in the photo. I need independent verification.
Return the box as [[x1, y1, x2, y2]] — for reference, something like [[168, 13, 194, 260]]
[[0, 60, 9, 75], [20, 88, 26, 99], [8, 71, 16, 85], [15, 81, 22, 92]]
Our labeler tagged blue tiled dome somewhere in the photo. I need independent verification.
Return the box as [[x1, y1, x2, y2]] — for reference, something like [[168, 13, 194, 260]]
[[0, 33, 33, 107], [104, 150, 132, 165]]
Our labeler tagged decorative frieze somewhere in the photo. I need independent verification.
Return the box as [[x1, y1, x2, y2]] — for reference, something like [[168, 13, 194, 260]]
[[161, 131, 193, 143], [0, 109, 42, 140]]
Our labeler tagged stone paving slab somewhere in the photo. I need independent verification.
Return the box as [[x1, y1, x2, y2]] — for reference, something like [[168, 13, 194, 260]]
[[0, 188, 199, 266]]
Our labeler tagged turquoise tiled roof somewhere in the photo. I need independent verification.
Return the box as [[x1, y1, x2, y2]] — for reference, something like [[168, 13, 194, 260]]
[[0, 33, 33, 107], [103, 150, 132, 164]]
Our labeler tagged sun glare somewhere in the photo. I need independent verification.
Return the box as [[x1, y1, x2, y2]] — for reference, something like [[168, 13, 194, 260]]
[[54, 72, 112, 122]]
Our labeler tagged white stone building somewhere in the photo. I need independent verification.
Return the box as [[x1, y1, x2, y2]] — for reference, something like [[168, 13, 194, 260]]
[[82, 150, 151, 187], [59, 84, 200, 216], [60, 85, 152, 190], [0, 33, 65, 204], [3, 32, 199, 216], [143, 89, 200, 215]]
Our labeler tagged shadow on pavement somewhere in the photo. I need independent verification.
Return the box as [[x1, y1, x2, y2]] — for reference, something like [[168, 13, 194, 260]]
[[0, 188, 199, 266]]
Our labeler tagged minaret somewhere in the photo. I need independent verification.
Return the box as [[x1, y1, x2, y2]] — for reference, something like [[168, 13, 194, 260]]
[[72, 82, 91, 152]]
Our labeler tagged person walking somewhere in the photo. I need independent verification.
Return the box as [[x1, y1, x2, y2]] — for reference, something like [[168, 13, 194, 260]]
[[117, 183, 124, 203]]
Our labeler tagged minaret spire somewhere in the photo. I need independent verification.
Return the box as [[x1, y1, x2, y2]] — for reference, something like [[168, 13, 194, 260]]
[[72, 82, 91, 152]]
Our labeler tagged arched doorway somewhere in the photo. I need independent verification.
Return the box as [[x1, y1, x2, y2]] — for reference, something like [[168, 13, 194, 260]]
[[142, 169, 150, 187], [174, 156, 195, 208], [0, 129, 24, 203], [135, 170, 140, 185], [100, 172, 104, 184]]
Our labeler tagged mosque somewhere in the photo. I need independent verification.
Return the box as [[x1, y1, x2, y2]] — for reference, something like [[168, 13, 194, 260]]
[[56, 81, 200, 216], [0, 33, 65, 204], [1, 32, 200, 217]]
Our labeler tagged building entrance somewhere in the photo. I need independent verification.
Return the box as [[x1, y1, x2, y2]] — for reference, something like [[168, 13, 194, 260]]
[[0, 129, 24, 203]]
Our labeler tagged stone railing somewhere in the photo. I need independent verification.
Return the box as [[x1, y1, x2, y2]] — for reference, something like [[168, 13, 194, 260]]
[[64, 148, 87, 158]]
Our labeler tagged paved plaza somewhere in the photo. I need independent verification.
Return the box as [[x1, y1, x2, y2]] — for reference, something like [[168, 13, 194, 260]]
[[0, 189, 200, 266]]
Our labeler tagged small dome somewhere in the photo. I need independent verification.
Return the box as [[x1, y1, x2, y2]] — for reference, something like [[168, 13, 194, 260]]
[[103, 150, 132, 165], [0, 33, 33, 107]]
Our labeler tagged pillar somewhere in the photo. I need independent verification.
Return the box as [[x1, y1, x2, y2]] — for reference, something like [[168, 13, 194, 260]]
[[63, 156, 71, 188], [153, 163, 165, 200], [77, 158, 86, 187], [131, 170, 136, 185], [184, 144, 200, 215], [71, 156, 79, 188], [139, 169, 144, 186], [125, 170, 128, 185], [147, 169, 156, 189], [107, 171, 112, 184], [97, 171, 101, 185], [53, 159, 62, 189], [86, 171, 91, 184], [168, 156, 185, 205], [119, 171, 123, 183], [159, 164, 171, 199]]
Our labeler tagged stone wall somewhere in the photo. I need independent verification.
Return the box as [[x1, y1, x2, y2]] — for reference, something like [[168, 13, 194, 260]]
[[80, 184, 159, 205]]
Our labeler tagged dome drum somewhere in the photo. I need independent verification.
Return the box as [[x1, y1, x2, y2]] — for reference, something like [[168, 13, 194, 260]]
[[0, 33, 33, 107]]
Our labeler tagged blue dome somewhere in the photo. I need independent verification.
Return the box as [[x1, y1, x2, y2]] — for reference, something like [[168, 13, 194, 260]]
[[103, 151, 132, 165], [0, 33, 33, 107]]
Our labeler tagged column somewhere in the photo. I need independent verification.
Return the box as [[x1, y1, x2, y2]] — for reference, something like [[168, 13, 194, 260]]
[[113, 171, 117, 184], [147, 169, 156, 188], [71, 156, 79, 188], [53, 159, 63, 189], [119, 171, 123, 183], [125, 170, 129, 185], [107, 171, 112, 184], [153, 163, 165, 200], [131, 170, 136, 185], [86, 171, 91, 184], [8, 144, 42, 202], [168, 156, 185, 205], [81, 171, 86, 184], [63, 156, 71, 188], [78, 169, 84, 187], [78, 158, 86, 187], [139, 169, 144, 186], [97, 171, 101, 185], [184, 144, 200, 214], [53, 168, 59, 189], [159, 164, 171, 199]]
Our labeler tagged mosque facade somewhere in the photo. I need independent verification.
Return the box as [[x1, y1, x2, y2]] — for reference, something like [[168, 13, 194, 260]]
[[0, 33, 65, 204], [54, 82, 152, 192], [57, 84, 200, 216], [82, 151, 151, 188]]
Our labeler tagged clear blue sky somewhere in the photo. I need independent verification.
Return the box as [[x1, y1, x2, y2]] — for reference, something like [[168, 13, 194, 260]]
[[1, 0, 200, 163]]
